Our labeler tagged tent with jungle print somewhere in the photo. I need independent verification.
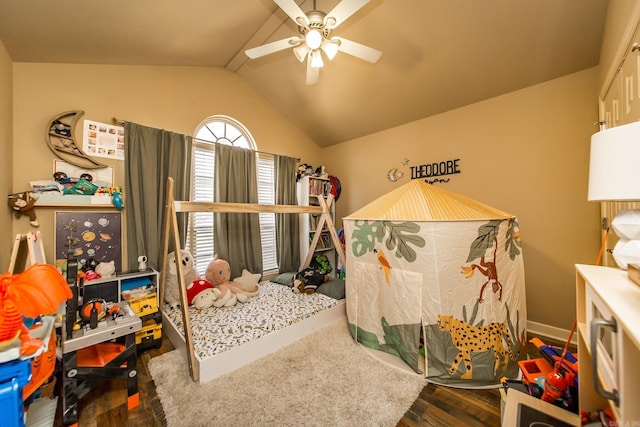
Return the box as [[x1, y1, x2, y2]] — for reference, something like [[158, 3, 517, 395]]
[[343, 179, 527, 387]]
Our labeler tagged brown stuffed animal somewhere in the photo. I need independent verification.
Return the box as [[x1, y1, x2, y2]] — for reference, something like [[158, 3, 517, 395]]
[[8, 191, 39, 227]]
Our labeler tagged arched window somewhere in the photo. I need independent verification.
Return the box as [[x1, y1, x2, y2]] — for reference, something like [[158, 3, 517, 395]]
[[188, 115, 278, 275]]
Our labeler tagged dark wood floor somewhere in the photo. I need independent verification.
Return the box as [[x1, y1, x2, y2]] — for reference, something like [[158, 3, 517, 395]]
[[50, 333, 571, 426]]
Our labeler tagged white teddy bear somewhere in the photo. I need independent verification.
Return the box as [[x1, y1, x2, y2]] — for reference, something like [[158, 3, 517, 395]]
[[164, 249, 198, 309]]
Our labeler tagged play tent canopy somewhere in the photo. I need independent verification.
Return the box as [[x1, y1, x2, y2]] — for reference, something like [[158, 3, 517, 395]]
[[344, 179, 527, 387]]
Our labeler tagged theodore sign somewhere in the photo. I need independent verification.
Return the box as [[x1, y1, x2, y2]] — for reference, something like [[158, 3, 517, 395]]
[[410, 158, 460, 184]]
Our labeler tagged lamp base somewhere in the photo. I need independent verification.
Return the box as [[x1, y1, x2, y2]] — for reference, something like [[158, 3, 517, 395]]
[[611, 209, 640, 270]]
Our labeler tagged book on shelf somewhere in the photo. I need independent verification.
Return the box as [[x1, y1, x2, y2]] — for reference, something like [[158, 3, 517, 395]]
[[308, 232, 332, 249], [308, 178, 330, 196]]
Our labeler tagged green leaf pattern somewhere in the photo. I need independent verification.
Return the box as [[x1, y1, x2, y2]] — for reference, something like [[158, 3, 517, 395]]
[[351, 220, 426, 261], [504, 218, 522, 260], [465, 220, 502, 263]]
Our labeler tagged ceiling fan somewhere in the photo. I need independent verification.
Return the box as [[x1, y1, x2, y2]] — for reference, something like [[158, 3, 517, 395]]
[[245, 0, 382, 85]]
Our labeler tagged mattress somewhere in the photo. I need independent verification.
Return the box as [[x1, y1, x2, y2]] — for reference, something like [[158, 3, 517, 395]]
[[163, 281, 342, 361]]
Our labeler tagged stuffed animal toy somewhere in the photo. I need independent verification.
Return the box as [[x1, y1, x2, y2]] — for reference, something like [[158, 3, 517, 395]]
[[203, 263, 238, 307], [292, 268, 328, 294], [95, 261, 116, 277], [8, 191, 39, 227], [164, 249, 199, 309], [292, 255, 332, 294], [205, 257, 259, 304], [296, 163, 315, 181], [232, 269, 261, 295], [186, 279, 221, 310], [83, 257, 98, 272]]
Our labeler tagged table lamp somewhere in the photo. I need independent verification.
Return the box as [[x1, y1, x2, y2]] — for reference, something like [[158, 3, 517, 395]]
[[588, 120, 640, 270]]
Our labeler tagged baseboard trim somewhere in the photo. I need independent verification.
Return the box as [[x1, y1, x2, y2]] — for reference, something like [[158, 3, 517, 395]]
[[527, 320, 577, 346]]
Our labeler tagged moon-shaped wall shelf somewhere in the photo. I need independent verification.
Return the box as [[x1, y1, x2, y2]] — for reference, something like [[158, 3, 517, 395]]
[[45, 110, 107, 169]]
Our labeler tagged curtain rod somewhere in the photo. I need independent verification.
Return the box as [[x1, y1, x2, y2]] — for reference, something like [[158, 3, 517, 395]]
[[112, 117, 300, 161]]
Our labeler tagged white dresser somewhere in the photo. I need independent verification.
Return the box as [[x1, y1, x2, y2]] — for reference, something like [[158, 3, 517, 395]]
[[575, 264, 640, 423]]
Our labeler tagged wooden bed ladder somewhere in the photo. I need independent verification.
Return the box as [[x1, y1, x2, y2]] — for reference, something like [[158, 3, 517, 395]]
[[159, 177, 346, 382]]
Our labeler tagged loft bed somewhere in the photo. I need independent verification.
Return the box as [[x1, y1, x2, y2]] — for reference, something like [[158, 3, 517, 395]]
[[159, 177, 347, 383]]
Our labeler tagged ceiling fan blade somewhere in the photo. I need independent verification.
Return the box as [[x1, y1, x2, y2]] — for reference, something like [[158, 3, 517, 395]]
[[306, 59, 320, 85], [334, 37, 382, 63], [245, 37, 302, 59], [324, 0, 370, 29], [274, 0, 309, 27]]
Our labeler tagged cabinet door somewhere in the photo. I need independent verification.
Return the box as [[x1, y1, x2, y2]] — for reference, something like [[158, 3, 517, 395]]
[[622, 41, 640, 124], [602, 72, 622, 129]]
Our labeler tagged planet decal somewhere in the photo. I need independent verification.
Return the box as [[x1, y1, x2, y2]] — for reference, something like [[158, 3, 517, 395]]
[[98, 218, 109, 226], [82, 231, 95, 242]]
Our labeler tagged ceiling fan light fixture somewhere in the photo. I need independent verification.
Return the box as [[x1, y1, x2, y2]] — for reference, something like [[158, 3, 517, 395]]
[[321, 40, 339, 60], [310, 49, 324, 69], [248, 0, 381, 83], [305, 29, 323, 50], [293, 43, 309, 62]]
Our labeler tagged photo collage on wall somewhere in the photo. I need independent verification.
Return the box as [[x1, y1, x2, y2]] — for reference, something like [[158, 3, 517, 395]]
[[82, 119, 125, 160]]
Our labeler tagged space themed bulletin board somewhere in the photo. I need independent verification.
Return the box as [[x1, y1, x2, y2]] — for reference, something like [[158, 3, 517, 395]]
[[55, 211, 122, 273]]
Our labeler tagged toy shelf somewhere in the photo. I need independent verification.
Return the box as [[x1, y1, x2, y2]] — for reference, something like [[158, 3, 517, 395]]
[[34, 193, 119, 208]]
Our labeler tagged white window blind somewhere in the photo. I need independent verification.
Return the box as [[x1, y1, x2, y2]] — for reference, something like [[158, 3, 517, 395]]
[[187, 142, 215, 275], [257, 154, 278, 274]]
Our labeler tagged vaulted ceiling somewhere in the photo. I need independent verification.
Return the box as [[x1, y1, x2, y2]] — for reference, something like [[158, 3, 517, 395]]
[[0, 0, 609, 146]]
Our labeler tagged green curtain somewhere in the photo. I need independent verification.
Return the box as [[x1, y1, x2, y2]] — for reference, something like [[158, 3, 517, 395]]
[[213, 144, 262, 278], [275, 155, 300, 273], [124, 122, 192, 271]]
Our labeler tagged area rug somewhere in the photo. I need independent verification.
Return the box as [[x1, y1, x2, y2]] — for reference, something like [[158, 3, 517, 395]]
[[148, 319, 427, 426]]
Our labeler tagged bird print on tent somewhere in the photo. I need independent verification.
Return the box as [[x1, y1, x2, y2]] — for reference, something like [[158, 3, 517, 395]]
[[374, 248, 392, 286]]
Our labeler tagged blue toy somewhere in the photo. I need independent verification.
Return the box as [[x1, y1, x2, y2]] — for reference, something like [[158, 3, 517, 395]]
[[112, 191, 123, 210]]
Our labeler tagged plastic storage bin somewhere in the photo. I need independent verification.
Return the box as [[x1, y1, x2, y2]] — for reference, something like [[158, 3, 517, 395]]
[[0, 359, 32, 427]]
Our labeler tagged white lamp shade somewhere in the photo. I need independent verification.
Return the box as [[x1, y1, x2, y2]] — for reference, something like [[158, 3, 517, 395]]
[[588, 120, 640, 201], [293, 43, 309, 62], [321, 40, 339, 60], [310, 50, 324, 69]]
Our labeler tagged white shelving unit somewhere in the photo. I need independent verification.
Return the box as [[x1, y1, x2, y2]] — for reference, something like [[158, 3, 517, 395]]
[[83, 269, 158, 303], [575, 264, 640, 423], [297, 175, 337, 274]]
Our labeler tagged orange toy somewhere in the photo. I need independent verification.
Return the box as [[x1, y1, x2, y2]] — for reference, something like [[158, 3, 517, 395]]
[[0, 264, 72, 356]]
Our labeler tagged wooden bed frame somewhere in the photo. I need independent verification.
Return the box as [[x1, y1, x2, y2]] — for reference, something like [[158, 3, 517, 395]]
[[160, 177, 346, 382]]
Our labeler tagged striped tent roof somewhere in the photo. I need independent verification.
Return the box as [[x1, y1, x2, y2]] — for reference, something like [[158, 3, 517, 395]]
[[345, 179, 514, 221]]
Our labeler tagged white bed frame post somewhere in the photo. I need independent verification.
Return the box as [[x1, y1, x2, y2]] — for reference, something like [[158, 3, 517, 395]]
[[160, 176, 346, 382]]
